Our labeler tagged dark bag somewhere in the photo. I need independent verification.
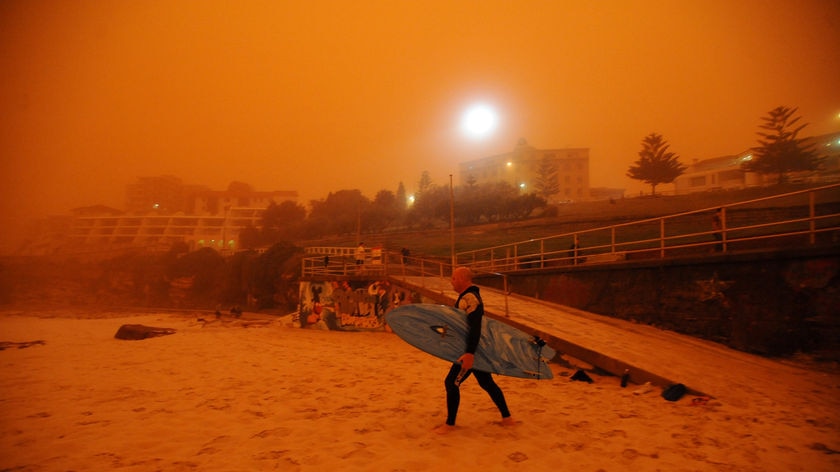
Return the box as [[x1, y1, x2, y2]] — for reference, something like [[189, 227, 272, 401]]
[[661, 383, 687, 401], [570, 369, 593, 383]]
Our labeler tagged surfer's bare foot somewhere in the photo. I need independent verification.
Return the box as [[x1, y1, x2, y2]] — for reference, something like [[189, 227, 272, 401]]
[[433, 424, 455, 435], [500, 416, 517, 427]]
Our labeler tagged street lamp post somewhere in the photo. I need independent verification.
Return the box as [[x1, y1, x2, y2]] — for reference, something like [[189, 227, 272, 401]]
[[449, 174, 456, 269]]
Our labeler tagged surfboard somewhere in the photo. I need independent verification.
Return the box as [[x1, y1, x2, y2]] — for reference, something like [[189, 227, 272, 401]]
[[386, 303, 555, 380]]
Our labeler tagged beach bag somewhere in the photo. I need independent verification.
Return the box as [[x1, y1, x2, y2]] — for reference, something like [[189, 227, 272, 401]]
[[570, 369, 593, 383], [661, 383, 686, 401]]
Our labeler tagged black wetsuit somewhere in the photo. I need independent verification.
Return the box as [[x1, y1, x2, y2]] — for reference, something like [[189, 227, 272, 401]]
[[444, 285, 511, 426]]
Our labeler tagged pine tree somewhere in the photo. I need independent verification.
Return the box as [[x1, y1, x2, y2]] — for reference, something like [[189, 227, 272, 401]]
[[626, 133, 686, 196], [534, 156, 560, 200], [742, 106, 821, 184]]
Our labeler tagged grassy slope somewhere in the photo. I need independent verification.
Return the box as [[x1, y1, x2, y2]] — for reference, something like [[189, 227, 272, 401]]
[[301, 184, 835, 259]]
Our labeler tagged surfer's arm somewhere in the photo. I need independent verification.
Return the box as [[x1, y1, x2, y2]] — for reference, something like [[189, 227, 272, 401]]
[[454, 291, 482, 372], [457, 292, 482, 354], [457, 311, 480, 372], [464, 310, 482, 354]]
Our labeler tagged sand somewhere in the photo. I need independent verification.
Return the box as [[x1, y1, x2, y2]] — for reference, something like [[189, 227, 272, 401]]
[[1, 311, 838, 471]]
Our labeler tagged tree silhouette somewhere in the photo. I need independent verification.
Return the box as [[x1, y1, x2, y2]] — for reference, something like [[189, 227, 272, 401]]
[[307, 189, 369, 235], [395, 182, 407, 211], [742, 106, 821, 184], [627, 133, 686, 196], [417, 171, 433, 196], [534, 155, 560, 200], [261, 200, 307, 242], [365, 189, 400, 232]]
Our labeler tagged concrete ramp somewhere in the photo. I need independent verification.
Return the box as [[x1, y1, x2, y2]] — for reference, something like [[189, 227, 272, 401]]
[[388, 275, 840, 408]]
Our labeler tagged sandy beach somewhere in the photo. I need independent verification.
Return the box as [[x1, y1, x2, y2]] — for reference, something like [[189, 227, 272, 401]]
[[1, 311, 838, 471]]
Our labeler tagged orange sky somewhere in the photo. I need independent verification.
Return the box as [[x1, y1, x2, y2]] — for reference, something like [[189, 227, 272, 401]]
[[2, 0, 839, 236]]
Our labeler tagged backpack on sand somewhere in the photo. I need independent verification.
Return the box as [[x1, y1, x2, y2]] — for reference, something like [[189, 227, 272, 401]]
[[661, 383, 687, 402]]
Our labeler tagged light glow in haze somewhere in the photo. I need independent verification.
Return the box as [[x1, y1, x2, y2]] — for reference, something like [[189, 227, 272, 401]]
[[460, 104, 499, 139]]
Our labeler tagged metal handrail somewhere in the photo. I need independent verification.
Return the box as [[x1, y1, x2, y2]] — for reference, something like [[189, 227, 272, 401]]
[[455, 183, 840, 272], [301, 250, 453, 281], [302, 183, 840, 277]]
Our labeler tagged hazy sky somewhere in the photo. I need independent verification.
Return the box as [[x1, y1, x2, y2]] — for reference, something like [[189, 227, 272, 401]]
[[2, 0, 839, 228]]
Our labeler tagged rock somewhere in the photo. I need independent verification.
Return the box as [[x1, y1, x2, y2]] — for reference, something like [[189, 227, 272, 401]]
[[114, 324, 176, 340]]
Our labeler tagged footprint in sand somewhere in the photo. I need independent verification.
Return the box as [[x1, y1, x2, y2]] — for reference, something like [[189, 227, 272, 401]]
[[251, 427, 292, 439], [508, 451, 528, 462], [197, 435, 233, 455], [602, 429, 628, 439]]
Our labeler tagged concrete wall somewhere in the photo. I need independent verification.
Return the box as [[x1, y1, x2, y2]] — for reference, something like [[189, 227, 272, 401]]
[[475, 247, 840, 359]]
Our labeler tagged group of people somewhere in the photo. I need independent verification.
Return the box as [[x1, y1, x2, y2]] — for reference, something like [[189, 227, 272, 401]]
[[354, 243, 412, 265]]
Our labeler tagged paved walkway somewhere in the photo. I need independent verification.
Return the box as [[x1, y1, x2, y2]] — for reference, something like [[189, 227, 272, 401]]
[[390, 275, 840, 409]]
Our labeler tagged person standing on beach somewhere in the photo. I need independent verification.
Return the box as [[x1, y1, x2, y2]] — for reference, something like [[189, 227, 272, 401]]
[[434, 266, 514, 434], [355, 242, 366, 265]]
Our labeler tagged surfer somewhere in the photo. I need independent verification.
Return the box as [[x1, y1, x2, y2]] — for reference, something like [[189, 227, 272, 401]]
[[434, 266, 514, 434]]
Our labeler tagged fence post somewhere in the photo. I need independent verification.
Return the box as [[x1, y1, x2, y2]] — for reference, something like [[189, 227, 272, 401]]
[[659, 218, 665, 258], [809, 190, 816, 244], [540, 239, 545, 268], [503, 273, 510, 318]]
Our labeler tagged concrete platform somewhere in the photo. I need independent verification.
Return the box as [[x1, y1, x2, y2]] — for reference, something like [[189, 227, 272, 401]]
[[389, 275, 840, 411]]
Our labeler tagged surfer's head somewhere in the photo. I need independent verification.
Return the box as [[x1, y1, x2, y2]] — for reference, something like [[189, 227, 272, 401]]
[[451, 266, 473, 293]]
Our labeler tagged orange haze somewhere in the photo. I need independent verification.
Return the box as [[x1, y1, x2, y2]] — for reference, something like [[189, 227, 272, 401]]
[[1, 0, 839, 247]]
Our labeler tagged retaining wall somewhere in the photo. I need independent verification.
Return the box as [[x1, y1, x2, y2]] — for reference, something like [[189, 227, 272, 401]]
[[475, 246, 840, 359]]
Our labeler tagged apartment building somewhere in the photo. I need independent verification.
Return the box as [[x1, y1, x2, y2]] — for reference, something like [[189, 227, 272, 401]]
[[38, 177, 300, 255], [458, 138, 590, 203]]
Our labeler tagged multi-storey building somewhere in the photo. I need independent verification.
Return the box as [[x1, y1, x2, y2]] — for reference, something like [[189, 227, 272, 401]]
[[458, 138, 590, 203], [17, 178, 300, 255], [125, 176, 298, 216], [66, 207, 268, 253], [125, 175, 186, 214]]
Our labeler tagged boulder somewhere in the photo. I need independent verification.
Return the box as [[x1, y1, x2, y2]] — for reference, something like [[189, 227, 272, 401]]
[[114, 324, 176, 340]]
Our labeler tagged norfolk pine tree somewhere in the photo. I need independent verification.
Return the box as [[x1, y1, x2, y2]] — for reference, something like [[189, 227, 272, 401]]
[[742, 106, 821, 184], [534, 155, 561, 201], [627, 133, 687, 196]]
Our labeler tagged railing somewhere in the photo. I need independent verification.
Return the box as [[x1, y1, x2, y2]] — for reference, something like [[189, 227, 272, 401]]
[[303, 183, 840, 277], [455, 183, 840, 272], [301, 249, 452, 282]]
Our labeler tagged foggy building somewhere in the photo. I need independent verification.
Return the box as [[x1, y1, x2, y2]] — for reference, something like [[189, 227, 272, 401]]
[[126, 177, 299, 216], [674, 131, 840, 194], [66, 212, 264, 253], [184, 185, 298, 216], [44, 177, 301, 255], [125, 175, 185, 214], [458, 139, 590, 203]]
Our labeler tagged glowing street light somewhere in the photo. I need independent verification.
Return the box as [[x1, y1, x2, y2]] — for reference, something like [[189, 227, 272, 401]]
[[460, 103, 499, 140]]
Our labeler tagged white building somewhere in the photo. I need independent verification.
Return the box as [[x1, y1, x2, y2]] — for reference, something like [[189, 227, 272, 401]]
[[674, 132, 840, 194]]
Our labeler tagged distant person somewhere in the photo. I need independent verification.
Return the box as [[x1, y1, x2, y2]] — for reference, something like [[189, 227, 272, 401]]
[[400, 247, 410, 264], [434, 266, 514, 434], [712, 208, 723, 252], [567, 235, 583, 264], [355, 242, 366, 265]]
